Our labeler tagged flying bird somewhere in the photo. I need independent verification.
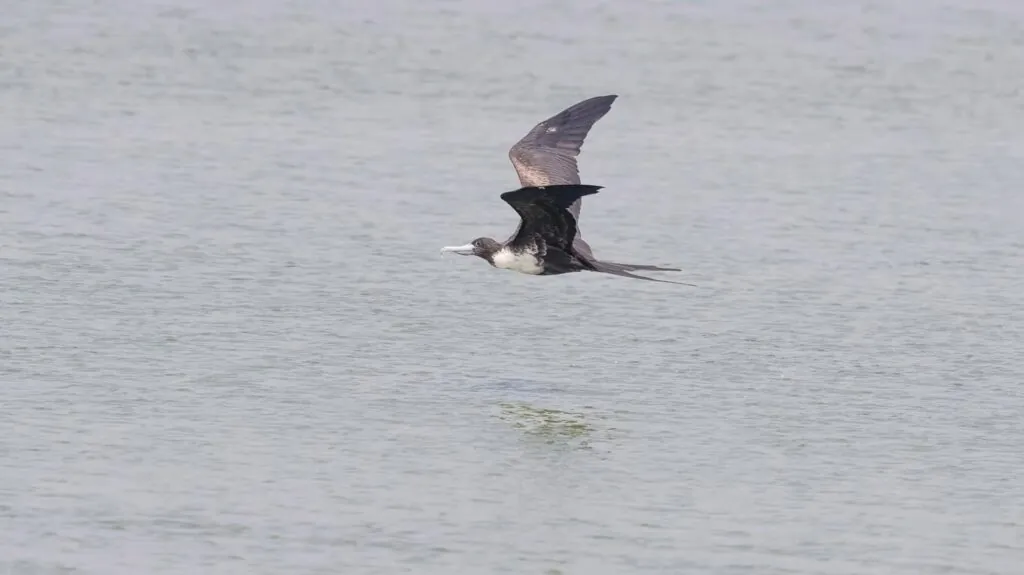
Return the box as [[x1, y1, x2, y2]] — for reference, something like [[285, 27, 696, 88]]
[[441, 95, 690, 285]]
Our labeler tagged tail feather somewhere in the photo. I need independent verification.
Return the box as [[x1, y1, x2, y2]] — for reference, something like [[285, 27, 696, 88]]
[[600, 261, 681, 272], [589, 260, 695, 286]]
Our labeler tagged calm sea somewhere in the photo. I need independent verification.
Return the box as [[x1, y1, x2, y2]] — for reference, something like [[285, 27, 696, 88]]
[[2, 0, 1022, 573]]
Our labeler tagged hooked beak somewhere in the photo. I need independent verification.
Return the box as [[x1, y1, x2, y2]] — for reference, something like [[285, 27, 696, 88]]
[[440, 243, 475, 256]]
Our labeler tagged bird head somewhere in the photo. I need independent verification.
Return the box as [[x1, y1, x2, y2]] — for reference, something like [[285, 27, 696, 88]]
[[440, 237, 501, 259]]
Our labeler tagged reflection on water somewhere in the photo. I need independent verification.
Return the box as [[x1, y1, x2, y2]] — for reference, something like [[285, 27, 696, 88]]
[[498, 402, 606, 449]]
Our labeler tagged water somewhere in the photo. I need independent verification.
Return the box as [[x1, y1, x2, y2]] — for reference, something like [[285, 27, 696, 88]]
[[2, 0, 1023, 573]]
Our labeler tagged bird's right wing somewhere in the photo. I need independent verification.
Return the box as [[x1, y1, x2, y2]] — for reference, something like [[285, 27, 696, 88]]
[[506, 95, 617, 254], [508, 95, 617, 192]]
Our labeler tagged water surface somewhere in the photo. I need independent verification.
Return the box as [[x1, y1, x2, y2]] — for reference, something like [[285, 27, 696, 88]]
[[2, 0, 1023, 573]]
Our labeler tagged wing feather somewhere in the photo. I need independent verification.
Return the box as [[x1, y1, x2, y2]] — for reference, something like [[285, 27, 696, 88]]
[[508, 94, 617, 190], [505, 95, 617, 255], [499, 185, 601, 254]]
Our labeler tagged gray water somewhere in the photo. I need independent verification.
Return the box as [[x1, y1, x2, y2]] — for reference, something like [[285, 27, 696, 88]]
[[2, 0, 1023, 573]]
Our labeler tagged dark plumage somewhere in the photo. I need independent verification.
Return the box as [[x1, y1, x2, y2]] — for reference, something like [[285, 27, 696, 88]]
[[508, 95, 614, 261], [441, 95, 691, 285], [500, 184, 600, 275]]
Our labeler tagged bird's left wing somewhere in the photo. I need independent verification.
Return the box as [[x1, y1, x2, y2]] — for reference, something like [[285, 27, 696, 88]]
[[499, 185, 601, 254]]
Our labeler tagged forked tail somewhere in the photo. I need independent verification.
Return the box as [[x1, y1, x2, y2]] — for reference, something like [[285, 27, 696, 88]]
[[599, 261, 681, 273], [589, 260, 695, 286]]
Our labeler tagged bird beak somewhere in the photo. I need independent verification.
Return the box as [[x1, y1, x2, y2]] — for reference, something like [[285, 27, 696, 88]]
[[440, 243, 475, 256]]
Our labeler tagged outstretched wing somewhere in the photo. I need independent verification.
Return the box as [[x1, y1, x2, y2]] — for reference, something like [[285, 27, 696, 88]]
[[499, 185, 601, 254], [506, 95, 618, 256], [508, 95, 617, 189]]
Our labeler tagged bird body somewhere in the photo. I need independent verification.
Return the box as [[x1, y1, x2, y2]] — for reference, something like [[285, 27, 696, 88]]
[[491, 248, 544, 275], [441, 96, 691, 285]]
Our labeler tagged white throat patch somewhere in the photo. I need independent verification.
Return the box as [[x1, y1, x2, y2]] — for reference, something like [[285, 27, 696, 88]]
[[491, 248, 544, 275]]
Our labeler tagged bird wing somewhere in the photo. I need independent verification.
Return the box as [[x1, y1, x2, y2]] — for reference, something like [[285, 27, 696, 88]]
[[506, 95, 617, 255], [499, 185, 601, 254]]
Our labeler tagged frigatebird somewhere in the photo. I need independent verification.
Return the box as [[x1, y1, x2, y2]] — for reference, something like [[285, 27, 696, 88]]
[[441, 95, 689, 285]]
